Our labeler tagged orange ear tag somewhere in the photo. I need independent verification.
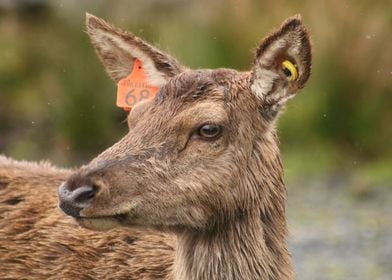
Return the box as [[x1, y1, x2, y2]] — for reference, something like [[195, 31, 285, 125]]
[[116, 59, 160, 111]]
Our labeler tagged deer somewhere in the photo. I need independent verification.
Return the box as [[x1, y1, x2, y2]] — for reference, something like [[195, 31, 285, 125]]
[[0, 13, 311, 280]]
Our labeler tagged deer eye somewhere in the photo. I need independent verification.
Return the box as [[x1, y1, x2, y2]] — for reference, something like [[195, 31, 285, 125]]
[[281, 60, 298, 81], [198, 124, 222, 140]]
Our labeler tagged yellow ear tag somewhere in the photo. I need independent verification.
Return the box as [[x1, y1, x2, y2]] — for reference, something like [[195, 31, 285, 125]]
[[116, 59, 160, 111], [281, 60, 298, 81]]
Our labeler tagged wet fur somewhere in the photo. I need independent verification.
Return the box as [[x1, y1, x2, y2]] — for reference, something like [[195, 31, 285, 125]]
[[0, 14, 311, 280], [0, 155, 174, 279]]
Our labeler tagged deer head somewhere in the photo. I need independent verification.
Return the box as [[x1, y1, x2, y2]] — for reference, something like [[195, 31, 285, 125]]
[[58, 14, 311, 234]]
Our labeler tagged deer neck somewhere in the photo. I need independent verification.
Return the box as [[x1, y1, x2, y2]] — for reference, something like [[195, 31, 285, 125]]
[[172, 134, 292, 280], [173, 206, 292, 280]]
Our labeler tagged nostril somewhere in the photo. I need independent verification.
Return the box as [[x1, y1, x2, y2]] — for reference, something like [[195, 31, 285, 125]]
[[58, 182, 99, 218], [73, 185, 98, 204], [77, 189, 94, 201]]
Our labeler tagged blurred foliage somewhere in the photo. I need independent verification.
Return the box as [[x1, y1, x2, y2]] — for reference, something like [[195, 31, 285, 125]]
[[0, 0, 391, 183]]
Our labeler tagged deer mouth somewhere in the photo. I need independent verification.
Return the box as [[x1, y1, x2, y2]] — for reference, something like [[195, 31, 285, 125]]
[[74, 213, 129, 231]]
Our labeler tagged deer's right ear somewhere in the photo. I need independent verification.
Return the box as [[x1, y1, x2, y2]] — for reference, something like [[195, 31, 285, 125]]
[[86, 13, 184, 85], [250, 15, 312, 121]]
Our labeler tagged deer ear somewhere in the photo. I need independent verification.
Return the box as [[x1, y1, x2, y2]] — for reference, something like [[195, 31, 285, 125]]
[[250, 15, 312, 121], [86, 13, 185, 85]]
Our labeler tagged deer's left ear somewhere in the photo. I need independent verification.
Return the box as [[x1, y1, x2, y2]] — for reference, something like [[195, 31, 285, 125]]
[[86, 13, 185, 85], [250, 15, 312, 120]]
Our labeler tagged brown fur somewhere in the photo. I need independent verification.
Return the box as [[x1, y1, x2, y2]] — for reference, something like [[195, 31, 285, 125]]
[[0, 156, 174, 279], [0, 14, 312, 280]]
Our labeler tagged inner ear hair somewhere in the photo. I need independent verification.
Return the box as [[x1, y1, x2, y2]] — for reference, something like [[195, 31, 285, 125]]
[[85, 13, 184, 84], [251, 15, 312, 121], [255, 15, 311, 89]]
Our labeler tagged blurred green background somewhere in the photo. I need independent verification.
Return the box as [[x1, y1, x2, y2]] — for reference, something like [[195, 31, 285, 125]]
[[1, 0, 391, 186], [1, 1, 391, 279]]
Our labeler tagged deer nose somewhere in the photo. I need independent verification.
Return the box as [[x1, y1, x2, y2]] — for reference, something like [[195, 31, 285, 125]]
[[58, 182, 98, 218]]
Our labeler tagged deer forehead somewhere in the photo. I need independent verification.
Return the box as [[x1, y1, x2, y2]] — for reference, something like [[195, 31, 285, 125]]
[[128, 68, 250, 125], [157, 69, 251, 111]]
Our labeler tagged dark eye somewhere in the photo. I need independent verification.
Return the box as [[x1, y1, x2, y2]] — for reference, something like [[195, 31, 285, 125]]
[[198, 124, 222, 139]]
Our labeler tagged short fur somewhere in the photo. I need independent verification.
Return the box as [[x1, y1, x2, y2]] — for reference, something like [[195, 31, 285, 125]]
[[0, 14, 312, 280], [0, 156, 174, 279]]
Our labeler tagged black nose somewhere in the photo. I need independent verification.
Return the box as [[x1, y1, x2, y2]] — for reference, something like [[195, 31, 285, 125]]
[[58, 182, 98, 218]]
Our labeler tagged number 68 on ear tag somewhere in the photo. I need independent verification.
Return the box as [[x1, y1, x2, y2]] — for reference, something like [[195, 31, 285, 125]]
[[116, 59, 160, 111]]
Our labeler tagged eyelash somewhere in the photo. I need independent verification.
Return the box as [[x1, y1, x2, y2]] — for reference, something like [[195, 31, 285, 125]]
[[195, 123, 223, 140]]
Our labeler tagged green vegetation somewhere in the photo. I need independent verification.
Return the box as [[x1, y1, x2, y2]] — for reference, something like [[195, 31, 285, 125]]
[[0, 0, 391, 185]]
